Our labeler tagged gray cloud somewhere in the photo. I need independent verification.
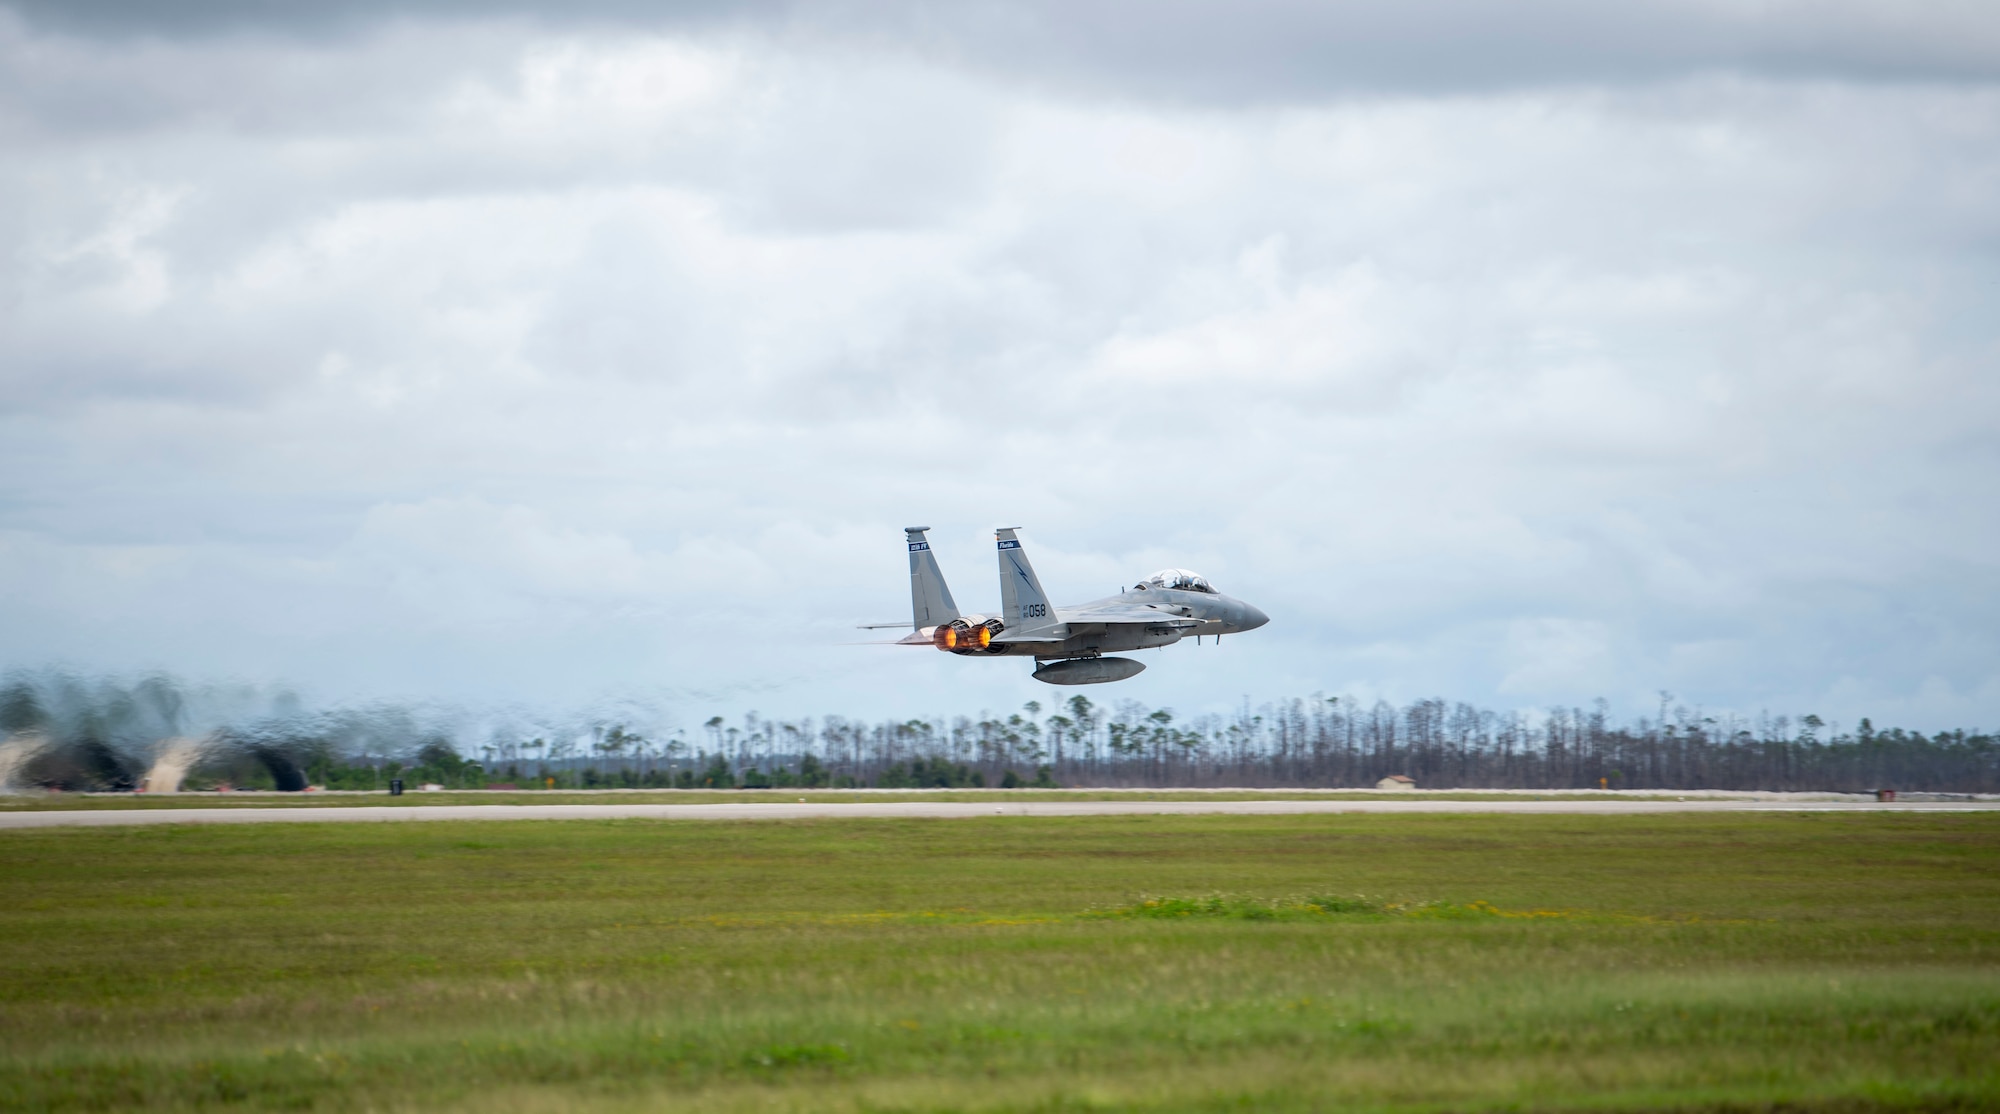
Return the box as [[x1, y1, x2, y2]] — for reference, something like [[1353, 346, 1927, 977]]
[[8, 0, 2000, 101], [0, 12, 1995, 730]]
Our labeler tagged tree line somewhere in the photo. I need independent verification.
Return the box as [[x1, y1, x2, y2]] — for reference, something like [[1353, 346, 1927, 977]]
[[2, 673, 1994, 793], [469, 696, 1990, 793]]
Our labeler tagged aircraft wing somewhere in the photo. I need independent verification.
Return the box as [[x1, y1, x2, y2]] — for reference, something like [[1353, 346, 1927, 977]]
[[990, 630, 1071, 643], [1055, 600, 1207, 628]]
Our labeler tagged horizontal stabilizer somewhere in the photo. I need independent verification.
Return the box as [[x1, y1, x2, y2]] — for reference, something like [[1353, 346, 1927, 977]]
[[844, 630, 935, 646]]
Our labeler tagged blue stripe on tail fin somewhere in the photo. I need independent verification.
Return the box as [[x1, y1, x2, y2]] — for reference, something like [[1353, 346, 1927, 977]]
[[994, 527, 1057, 633]]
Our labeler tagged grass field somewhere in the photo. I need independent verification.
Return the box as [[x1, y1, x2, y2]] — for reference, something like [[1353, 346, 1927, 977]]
[[2, 813, 1996, 1111]]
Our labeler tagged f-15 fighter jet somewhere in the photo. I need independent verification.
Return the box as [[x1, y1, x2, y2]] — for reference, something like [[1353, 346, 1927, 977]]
[[866, 527, 1269, 685]]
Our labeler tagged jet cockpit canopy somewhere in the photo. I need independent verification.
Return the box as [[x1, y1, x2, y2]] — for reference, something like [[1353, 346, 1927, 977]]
[[1136, 568, 1215, 594]]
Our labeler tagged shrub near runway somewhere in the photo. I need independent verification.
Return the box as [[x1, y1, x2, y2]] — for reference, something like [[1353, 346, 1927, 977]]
[[0, 814, 1996, 1112]]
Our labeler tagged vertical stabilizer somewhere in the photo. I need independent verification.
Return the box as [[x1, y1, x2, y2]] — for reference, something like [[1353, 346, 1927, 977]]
[[906, 527, 959, 630], [995, 527, 1058, 633]]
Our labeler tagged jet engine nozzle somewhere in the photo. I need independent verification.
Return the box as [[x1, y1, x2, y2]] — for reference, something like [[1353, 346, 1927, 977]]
[[934, 618, 1004, 654]]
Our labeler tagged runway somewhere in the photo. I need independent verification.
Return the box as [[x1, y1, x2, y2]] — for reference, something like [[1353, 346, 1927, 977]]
[[3, 798, 1996, 828]]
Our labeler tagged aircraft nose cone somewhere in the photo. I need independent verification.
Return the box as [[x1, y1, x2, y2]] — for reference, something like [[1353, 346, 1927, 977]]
[[1239, 602, 1269, 631]]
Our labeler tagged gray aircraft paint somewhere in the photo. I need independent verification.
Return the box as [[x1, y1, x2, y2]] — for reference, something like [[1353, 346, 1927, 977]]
[[905, 526, 960, 630], [1034, 657, 1147, 685], [887, 528, 1269, 684], [995, 527, 1059, 636]]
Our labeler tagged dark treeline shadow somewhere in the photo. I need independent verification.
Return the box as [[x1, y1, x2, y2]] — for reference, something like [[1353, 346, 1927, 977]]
[[1, 671, 1993, 793]]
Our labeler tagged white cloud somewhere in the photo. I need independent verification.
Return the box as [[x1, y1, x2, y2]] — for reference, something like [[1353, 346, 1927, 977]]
[[0, 13, 1996, 729]]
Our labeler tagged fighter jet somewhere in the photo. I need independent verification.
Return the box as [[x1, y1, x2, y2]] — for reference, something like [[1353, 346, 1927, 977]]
[[865, 527, 1269, 685]]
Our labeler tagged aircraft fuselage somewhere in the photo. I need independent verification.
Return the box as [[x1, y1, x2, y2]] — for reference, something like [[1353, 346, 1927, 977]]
[[888, 527, 1269, 682], [928, 586, 1268, 659]]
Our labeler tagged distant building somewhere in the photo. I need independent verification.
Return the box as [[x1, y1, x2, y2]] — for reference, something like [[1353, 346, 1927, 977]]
[[1376, 775, 1416, 791]]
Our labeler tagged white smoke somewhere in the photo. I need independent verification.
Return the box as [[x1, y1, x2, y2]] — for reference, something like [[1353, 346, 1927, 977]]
[[142, 735, 213, 794]]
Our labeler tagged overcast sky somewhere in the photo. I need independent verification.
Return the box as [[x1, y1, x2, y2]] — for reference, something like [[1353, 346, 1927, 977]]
[[2, 0, 1996, 734]]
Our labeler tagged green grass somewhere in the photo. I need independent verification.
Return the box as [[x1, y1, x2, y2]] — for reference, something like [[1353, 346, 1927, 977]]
[[2, 813, 1996, 1111]]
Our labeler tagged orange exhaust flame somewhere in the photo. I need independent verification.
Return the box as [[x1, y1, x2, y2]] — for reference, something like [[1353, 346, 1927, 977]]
[[933, 622, 997, 653]]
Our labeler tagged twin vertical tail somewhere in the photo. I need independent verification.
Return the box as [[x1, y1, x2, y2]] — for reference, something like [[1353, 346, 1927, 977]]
[[906, 527, 960, 631], [903, 526, 1058, 636], [995, 527, 1059, 634]]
